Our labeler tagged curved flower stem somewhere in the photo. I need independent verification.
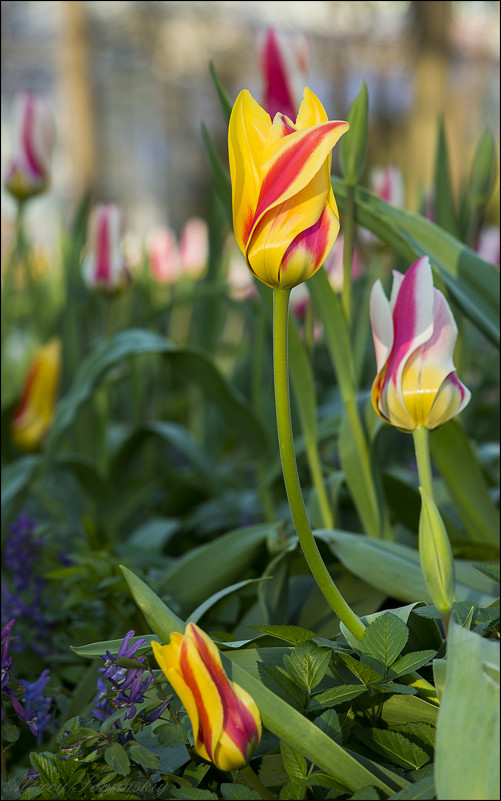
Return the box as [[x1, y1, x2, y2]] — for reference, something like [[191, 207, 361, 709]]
[[341, 184, 355, 325], [412, 426, 434, 499], [273, 287, 365, 641], [240, 764, 276, 800]]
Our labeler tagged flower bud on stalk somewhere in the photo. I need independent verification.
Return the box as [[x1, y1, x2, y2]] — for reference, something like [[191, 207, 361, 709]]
[[82, 204, 129, 294], [4, 92, 55, 202], [257, 27, 310, 122], [152, 623, 261, 771]]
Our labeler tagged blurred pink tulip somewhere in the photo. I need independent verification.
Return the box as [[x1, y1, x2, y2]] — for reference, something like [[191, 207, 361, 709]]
[[4, 92, 55, 202], [476, 225, 500, 267], [82, 204, 129, 293], [257, 27, 310, 121], [370, 256, 470, 431], [179, 217, 209, 277], [371, 166, 405, 207], [147, 227, 181, 284], [323, 234, 364, 292]]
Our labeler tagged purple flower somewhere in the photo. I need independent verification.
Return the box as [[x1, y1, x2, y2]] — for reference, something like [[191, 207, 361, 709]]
[[19, 668, 53, 744], [1, 619, 15, 690], [100, 630, 148, 680], [113, 670, 154, 720], [91, 676, 115, 724]]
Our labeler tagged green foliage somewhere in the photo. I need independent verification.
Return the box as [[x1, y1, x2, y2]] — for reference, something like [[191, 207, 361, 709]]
[[339, 82, 369, 186]]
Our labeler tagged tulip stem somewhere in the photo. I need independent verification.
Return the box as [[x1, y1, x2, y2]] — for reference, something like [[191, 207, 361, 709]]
[[240, 765, 276, 800], [412, 426, 434, 499], [341, 183, 355, 325], [273, 288, 365, 641]]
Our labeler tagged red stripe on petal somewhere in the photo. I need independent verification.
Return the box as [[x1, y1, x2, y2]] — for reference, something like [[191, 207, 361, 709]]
[[179, 637, 214, 760], [95, 209, 112, 284]]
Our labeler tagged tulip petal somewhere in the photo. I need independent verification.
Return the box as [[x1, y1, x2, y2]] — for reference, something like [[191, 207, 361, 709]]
[[295, 86, 329, 129], [11, 340, 61, 451], [228, 90, 272, 254], [400, 288, 460, 426], [252, 119, 349, 236], [426, 372, 471, 430], [180, 632, 224, 761], [279, 202, 339, 288], [370, 279, 395, 374]]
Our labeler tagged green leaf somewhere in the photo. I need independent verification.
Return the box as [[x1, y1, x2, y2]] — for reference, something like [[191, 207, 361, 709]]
[[188, 578, 269, 625], [339, 81, 369, 186], [313, 708, 343, 743], [171, 790, 218, 800], [332, 177, 500, 347], [337, 652, 385, 686], [44, 329, 269, 467], [71, 633, 158, 660], [430, 421, 500, 547], [201, 122, 232, 221], [104, 742, 130, 776], [209, 60, 233, 121], [221, 784, 261, 800], [435, 621, 500, 800], [469, 128, 497, 208], [433, 118, 460, 238], [388, 773, 435, 800], [368, 729, 429, 770], [360, 613, 409, 669], [350, 788, 381, 800], [155, 723, 188, 748], [391, 723, 436, 749], [251, 625, 317, 645], [257, 663, 305, 710], [29, 753, 61, 790], [281, 741, 308, 782], [119, 565, 185, 642], [317, 529, 498, 607], [158, 524, 275, 616], [377, 683, 417, 696], [388, 651, 437, 679], [475, 563, 500, 584], [1, 455, 40, 519], [377, 694, 438, 727], [312, 684, 368, 708], [1, 718, 20, 742], [127, 743, 160, 770], [283, 642, 332, 692]]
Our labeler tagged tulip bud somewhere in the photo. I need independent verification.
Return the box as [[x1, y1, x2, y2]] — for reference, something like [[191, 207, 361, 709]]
[[11, 339, 61, 451], [82, 205, 129, 293], [147, 227, 181, 284], [418, 487, 456, 615], [257, 27, 310, 122], [371, 165, 405, 208], [228, 87, 349, 289], [4, 92, 55, 202], [179, 217, 209, 278], [370, 256, 470, 431], [152, 623, 261, 771]]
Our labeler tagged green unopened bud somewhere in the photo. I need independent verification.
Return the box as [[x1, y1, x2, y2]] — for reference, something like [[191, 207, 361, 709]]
[[339, 81, 368, 186], [418, 487, 456, 615], [469, 128, 496, 208]]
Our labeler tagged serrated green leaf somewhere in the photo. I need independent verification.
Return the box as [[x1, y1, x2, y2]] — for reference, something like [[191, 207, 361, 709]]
[[1, 718, 20, 742], [377, 683, 417, 696], [368, 729, 429, 770], [279, 781, 305, 800], [221, 784, 261, 800], [29, 753, 61, 789], [283, 642, 332, 692], [337, 652, 385, 686], [104, 742, 130, 776], [312, 684, 368, 708], [171, 789, 218, 800], [257, 663, 305, 710], [127, 743, 159, 770], [360, 612, 409, 669], [388, 650, 437, 679], [155, 723, 188, 748], [313, 708, 343, 743], [251, 625, 317, 645], [391, 723, 436, 749], [281, 741, 308, 781]]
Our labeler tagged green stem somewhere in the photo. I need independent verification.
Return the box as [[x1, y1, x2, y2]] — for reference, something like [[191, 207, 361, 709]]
[[240, 764, 276, 800], [273, 288, 365, 641], [341, 184, 355, 325], [412, 426, 434, 498]]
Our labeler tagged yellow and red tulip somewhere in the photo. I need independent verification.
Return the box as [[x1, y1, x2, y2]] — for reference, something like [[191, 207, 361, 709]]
[[152, 623, 261, 772], [228, 87, 349, 289], [11, 339, 61, 451], [4, 92, 55, 202], [370, 256, 470, 431], [257, 27, 310, 122], [82, 204, 129, 293]]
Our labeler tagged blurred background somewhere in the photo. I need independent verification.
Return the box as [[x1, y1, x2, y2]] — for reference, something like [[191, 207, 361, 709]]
[[1, 0, 500, 259]]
